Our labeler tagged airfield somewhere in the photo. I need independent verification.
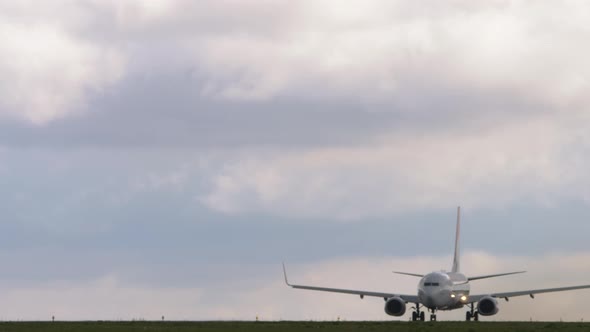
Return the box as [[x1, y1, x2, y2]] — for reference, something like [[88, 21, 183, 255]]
[[0, 321, 589, 332]]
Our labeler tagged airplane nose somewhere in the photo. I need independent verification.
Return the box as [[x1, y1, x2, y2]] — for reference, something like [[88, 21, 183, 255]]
[[423, 288, 450, 307], [422, 288, 438, 306]]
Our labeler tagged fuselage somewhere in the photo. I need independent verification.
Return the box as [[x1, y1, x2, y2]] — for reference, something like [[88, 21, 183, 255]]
[[418, 271, 470, 310]]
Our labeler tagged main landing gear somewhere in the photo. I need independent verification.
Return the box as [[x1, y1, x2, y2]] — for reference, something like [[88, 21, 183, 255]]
[[411, 304, 425, 321], [465, 303, 479, 321]]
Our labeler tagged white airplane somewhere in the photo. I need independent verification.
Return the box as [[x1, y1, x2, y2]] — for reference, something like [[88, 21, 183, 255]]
[[283, 207, 590, 321]]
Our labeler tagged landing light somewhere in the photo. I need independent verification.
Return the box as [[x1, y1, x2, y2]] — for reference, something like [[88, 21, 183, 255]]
[[460, 295, 467, 302], [451, 294, 456, 298]]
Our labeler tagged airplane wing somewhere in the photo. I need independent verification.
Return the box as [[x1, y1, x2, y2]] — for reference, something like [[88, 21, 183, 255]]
[[283, 263, 420, 303], [469, 284, 590, 303]]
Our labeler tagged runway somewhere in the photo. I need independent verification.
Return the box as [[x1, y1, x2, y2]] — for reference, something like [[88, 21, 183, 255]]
[[0, 321, 587, 332]]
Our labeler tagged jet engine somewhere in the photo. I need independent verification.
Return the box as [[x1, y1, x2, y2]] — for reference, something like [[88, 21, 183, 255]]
[[477, 296, 499, 316], [384, 297, 406, 316]]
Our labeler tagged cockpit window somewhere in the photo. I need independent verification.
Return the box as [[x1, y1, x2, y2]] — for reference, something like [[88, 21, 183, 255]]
[[424, 282, 440, 286]]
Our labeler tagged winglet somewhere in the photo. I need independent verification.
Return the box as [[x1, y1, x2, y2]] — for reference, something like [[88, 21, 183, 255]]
[[282, 262, 292, 286]]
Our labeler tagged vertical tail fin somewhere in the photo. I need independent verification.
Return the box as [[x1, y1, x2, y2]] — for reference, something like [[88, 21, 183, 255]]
[[452, 206, 461, 273]]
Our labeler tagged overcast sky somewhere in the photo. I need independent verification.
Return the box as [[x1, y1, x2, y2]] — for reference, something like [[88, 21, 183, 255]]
[[1, 0, 590, 322]]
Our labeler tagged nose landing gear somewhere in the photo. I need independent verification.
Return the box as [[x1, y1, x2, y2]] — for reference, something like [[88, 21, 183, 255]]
[[411, 304, 436, 321], [429, 308, 437, 321]]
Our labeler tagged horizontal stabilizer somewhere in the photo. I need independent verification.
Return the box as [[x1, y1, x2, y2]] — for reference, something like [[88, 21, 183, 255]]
[[393, 271, 424, 278], [468, 271, 526, 281]]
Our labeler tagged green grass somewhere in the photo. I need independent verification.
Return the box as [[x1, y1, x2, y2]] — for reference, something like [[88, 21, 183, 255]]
[[0, 321, 588, 332]]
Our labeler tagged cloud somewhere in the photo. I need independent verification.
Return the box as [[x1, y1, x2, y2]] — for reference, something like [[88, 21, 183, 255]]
[[200, 111, 590, 220], [0, 2, 125, 125], [191, 0, 590, 108], [2, 1, 590, 126], [1, 1, 590, 322]]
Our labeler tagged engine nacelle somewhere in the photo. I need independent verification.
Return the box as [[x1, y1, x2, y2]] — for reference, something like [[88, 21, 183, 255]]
[[477, 296, 499, 316], [384, 297, 406, 316]]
